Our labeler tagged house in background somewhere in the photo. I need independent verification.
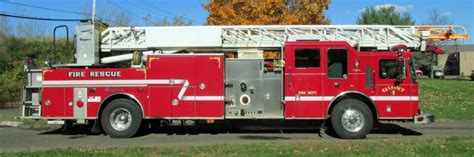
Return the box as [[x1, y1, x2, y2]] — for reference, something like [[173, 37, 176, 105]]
[[438, 44, 474, 76]]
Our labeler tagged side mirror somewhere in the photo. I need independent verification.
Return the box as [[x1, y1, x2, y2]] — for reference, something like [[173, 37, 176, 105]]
[[381, 71, 388, 78], [396, 58, 406, 82]]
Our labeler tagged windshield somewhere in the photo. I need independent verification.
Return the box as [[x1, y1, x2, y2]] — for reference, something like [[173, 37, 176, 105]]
[[409, 57, 417, 83]]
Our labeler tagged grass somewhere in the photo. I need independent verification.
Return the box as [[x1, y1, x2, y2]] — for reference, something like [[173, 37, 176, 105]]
[[0, 111, 47, 128], [0, 112, 16, 121], [0, 136, 473, 156], [418, 79, 474, 121]]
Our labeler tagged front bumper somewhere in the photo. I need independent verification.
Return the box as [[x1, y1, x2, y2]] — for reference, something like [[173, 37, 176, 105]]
[[414, 113, 435, 124]]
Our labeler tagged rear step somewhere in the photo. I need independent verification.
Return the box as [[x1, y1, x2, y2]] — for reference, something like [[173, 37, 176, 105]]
[[47, 120, 65, 125], [21, 65, 43, 119]]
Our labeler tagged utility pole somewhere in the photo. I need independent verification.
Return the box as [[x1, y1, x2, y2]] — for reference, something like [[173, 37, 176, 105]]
[[92, 0, 96, 23]]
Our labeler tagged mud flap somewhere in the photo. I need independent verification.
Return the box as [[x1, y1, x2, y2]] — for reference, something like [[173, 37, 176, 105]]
[[91, 120, 103, 134]]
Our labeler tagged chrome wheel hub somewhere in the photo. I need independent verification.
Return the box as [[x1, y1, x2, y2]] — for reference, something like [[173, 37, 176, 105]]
[[341, 109, 365, 132], [109, 108, 132, 131]]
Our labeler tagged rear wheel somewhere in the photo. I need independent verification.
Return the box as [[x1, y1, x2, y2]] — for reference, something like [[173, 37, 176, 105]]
[[101, 99, 142, 138], [330, 99, 373, 139]]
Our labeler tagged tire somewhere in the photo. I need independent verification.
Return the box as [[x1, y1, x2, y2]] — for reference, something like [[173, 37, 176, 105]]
[[101, 99, 143, 138], [330, 99, 373, 139]]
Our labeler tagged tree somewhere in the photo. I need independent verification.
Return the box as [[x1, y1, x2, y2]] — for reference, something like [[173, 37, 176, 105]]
[[417, 8, 454, 77], [171, 16, 192, 26], [14, 20, 47, 37], [0, 17, 11, 35], [0, 35, 72, 105], [81, 2, 131, 27], [422, 8, 452, 25], [143, 14, 192, 26], [112, 11, 132, 27], [203, 0, 331, 25], [356, 6, 415, 25], [1, 8, 48, 37]]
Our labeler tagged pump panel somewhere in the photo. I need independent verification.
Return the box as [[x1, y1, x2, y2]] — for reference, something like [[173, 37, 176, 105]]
[[225, 59, 283, 119]]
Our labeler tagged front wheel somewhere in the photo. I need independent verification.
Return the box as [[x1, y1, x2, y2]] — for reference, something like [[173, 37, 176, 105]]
[[101, 99, 143, 138], [330, 99, 373, 139]]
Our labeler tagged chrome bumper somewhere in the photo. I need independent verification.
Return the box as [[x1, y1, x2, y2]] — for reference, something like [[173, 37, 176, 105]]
[[414, 113, 435, 124]]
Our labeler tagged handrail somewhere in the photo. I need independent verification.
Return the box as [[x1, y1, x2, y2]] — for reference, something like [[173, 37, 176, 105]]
[[53, 25, 69, 63]]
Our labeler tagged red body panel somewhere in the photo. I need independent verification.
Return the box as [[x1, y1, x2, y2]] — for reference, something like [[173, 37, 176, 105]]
[[42, 69, 148, 118], [40, 41, 419, 121], [41, 54, 224, 119], [64, 88, 74, 117], [146, 55, 224, 118]]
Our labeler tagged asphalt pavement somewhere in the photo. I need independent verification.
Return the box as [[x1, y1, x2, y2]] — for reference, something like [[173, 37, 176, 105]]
[[0, 121, 473, 152]]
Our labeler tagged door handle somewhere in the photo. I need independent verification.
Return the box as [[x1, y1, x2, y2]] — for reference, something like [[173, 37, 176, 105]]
[[372, 71, 376, 88], [288, 67, 293, 87], [334, 82, 340, 88], [289, 67, 293, 79]]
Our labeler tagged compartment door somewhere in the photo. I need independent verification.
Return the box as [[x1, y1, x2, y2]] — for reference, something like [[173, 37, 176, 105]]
[[41, 88, 65, 117], [194, 55, 225, 118]]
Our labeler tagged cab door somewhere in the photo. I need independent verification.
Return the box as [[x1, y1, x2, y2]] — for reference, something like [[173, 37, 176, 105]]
[[284, 42, 323, 118], [322, 48, 352, 97], [375, 57, 413, 118]]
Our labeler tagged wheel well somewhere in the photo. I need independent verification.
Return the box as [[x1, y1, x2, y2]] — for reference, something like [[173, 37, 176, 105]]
[[327, 93, 378, 120], [97, 94, 144, 120]]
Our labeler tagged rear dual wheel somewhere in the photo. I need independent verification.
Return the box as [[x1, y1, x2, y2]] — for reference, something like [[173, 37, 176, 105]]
[[101, 99, 142, 138], [330, 99, 373, 139]]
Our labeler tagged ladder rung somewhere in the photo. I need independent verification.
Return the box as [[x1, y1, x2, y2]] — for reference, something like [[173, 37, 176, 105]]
[[100, 25, 468, 52]]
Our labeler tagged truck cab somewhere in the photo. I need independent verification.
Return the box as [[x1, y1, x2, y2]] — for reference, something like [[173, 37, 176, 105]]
[[282, 41, 432, 138]]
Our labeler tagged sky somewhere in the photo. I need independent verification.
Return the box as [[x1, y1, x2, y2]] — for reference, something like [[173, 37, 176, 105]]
[[0, 0, 473, 43]]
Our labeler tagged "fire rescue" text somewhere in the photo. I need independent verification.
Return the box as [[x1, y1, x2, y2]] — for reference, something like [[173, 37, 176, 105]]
[[68, 71, 121, 78]]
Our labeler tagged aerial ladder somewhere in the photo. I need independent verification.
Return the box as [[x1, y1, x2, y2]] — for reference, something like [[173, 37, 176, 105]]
[[95, 24, 468, 65]]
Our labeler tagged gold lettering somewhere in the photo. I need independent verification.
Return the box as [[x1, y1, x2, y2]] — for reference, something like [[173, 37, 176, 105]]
[[381, 85, 406, 95], [298, 91, 307, 95]]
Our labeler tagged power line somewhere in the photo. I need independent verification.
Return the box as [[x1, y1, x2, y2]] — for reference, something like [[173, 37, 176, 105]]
[[0, 1, 90, 16], [108, 1, 143, 20], [124, 1, 167, 18], [0, 1, 121, 26], [0, 1, 200, 26], [137, 0, 202, 24], [1, 2, 114, 26], [0, 12, 89, 22]]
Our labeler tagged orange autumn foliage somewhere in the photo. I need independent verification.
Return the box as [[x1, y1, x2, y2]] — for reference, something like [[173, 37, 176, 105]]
[[203, 0, 331, 25]]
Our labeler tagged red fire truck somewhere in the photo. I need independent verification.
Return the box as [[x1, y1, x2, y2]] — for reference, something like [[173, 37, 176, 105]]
[[21, 22, 468, 138]]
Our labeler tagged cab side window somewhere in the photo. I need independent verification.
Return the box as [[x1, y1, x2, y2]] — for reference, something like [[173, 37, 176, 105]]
[[295, 48, 320, 68], [327, 49, 348, 78], [379, 59, 398, 79]]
